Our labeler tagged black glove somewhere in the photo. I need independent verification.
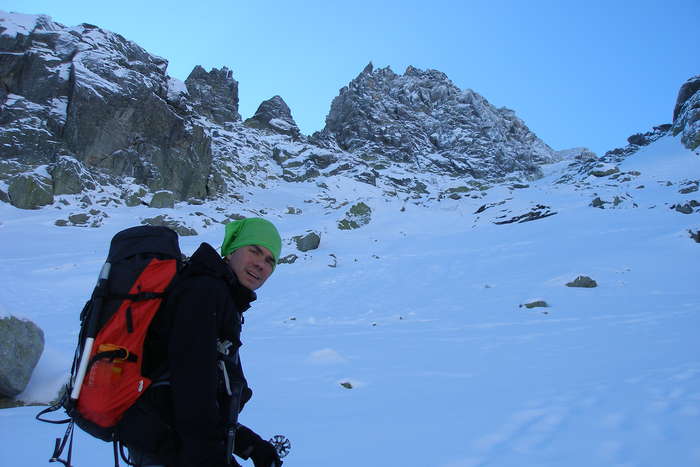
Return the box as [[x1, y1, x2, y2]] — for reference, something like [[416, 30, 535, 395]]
[[234, 425, 282, 466], [250, 438, 282, 467]]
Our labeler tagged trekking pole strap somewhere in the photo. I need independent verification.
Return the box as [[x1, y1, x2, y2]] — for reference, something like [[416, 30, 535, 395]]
[[36, 400, 71, 425], [49, 420, 75, 466]]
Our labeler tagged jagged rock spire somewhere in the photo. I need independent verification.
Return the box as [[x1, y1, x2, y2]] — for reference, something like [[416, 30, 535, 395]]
[[244, 95, 300, 139], [185, 65, 241, 124]]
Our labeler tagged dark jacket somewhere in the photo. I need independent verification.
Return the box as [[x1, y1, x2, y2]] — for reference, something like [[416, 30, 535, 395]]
[[120, 242, 258, 467]]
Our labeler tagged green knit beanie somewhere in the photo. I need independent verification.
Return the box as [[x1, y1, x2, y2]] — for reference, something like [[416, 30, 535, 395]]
[[220, 218, 282, 267]]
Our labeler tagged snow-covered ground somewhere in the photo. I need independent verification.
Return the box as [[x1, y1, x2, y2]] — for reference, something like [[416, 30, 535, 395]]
[[1, 136, 699, 466]]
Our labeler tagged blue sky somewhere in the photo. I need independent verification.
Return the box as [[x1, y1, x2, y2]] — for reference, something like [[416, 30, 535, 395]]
[[4, 0, 699, 156]]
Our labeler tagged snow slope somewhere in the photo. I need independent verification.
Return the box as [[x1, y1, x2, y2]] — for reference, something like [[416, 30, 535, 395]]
[[0, 136, 699, 466]]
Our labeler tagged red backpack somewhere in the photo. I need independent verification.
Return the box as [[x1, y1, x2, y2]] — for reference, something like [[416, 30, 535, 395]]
[[37, 225, 184, 465]]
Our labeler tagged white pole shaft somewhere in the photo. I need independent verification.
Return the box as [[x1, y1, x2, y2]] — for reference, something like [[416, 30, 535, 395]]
[[70, 337, 95, 400], [70, 262, 111, 401]]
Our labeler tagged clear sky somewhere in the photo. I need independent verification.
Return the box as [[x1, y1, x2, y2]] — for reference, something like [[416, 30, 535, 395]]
[[4, 0, 699, 156]]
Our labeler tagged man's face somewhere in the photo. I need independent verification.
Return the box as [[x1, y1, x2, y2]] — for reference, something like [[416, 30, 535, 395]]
[[226, 245, 275, 290]]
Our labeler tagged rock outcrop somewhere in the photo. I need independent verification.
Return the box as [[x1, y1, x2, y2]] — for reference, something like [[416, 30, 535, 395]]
[[554, 124, 672, 185], [244, 95, 300, 139], [315, 63, 557, 180], [338, 202, 372, 230], [149, 190, 176, 208], [0, 12, 214, 205], [672, 75, 700, 150], [185, 65, 240, 124], [7, 171, 53, 209]]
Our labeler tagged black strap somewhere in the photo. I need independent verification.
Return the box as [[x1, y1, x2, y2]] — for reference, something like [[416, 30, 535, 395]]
[[49, 420, 75, 466], [36, 401, 71, 425], [220, 353, 244, 466], [112, 439, 121, 467], [118, 441, 135, 466], [108, 291, 167, 302]]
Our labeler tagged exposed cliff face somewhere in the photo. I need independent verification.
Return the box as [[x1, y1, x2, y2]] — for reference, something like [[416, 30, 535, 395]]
[[316, 63, 557, 180], [0, 12, 217, 205], [672, 75, 700, 150]]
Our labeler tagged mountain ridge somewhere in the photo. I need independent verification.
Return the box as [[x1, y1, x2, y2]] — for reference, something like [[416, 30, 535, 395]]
[[0, 10, 698, 213]]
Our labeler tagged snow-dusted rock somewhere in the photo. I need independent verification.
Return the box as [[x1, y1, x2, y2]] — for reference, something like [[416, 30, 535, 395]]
[[316, 63, 557, 180], [0, 316, 44, 398], [185, 65, 240, 124], [338, 202, 372, 230], [278, 253, 299, 265], [165, 76, 189, 108], [49, 156, 96, 195], [7, 10, 679, 210], [0, 12, 213, 203], [672, 75, 700, 150], [149, 190, 176, 209], [141, 215, 197, 236], [493, 204, 556, 225], [554, 147, 597, 161], [555, 125, 672, 185], [589, 163, 620, 178], [244, 95, 300, 139]]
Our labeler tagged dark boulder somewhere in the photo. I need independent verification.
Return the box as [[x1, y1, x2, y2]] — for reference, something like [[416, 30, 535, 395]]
[[627, 133, 649, 146], [0, 316, 45, 398], [566, 276, 598, 288], [292, 231, 321, 252]]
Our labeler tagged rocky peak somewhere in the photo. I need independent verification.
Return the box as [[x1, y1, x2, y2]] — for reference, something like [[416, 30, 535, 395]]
[[185, 65, 240, 124], [0, 11, 214, 206], [320, 63, 556, 180], [673, 76, 700, 121], [672, 75, 700, 150], [244, 95, 300, 139]]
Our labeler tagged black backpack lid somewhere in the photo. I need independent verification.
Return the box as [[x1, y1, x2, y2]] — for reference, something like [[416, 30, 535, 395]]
[[107, 226, 182, 263]]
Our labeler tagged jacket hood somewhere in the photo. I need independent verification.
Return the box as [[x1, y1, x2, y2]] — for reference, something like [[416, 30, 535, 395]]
[[189, 242, 257, 311]]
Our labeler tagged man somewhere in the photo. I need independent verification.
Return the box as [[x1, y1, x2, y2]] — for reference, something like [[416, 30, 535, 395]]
[[120, 217, 283, 467]]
